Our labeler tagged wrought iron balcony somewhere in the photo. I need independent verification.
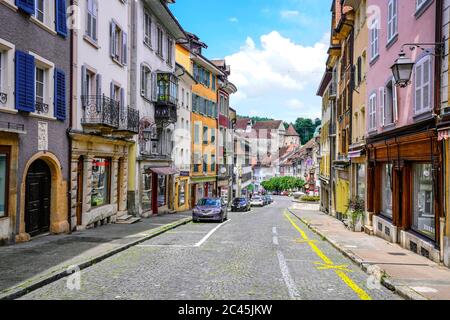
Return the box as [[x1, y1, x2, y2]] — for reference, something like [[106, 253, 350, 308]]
[[0, 92, 7, 105], [81, 95, 120, 129], [155, 104, 177, 124], [117, 107, 140, 134], [155, 73, 178, 125], [35, 101, 49, 115]]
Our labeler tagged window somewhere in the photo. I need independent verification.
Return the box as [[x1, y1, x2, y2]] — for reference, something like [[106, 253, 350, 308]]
[[0, 51, 4, 97], [35, 0, 44, 22], [383, 79, 397, 126], [203, 154, 208, 173], [110, 21, 127, 65], [140, 65, 151, 100], [356, 164, 366, 200], [369, 93, 377, 131], [0, 147, 9, 218], [194, 123, 200, 144], [415, 56, 432, 114], [86, 0, 98, 41], [167, 37, 173, 66], [387, 0, 398, 43], [35, 67, 44, 103], [203, 126, 208, 144], [178, 181, 186, 207], [142, 170, 152, 212], [186, 92, 190, 109], [211, 128, 216, 144], [412, 163, 435, 239], [157, 175, 166, 207], [91, 158, 111, 207], [212, 75, 216, 90], [381, 163, 393, 219], [416, 0, 429, 11], [370, 19, 379, 61], [144, 11, 152, 47], [193, 152, 200, 172], [157, 27, 163, 57], [181, 88, 185, 107], [211, 155, 216, 172]]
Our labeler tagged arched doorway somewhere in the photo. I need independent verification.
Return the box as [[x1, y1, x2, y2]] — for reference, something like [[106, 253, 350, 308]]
[[25, 159, 51, 237]]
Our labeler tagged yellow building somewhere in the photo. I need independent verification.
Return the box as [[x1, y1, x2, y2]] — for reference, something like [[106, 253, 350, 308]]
[[348, 0, 369, 226], [176, 34, 224, 206]]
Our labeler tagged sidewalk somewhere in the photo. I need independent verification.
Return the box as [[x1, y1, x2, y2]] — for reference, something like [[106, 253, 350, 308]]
[[0, 211, 192, 300], [289, 202, 450, 300]]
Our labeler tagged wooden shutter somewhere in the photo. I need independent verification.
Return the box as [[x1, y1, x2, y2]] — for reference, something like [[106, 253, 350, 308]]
[[15, 0, 34, 15], [379, 88, 385, 127], [110, 21, 116, 58], [15, 50, 35, 112], [95, 73, 102, 112], [122, 32, 128, 65], [140, 65, 145, 97], [151, 72, 158, 102], [422, 57, 431, 110], [120, 87, 125, 112], [55, 0, 68, 37], [392, 79, 398, 122], [415, 63, 423, 113], [54, 68, 66, 120], [81, 65, 87, 97]]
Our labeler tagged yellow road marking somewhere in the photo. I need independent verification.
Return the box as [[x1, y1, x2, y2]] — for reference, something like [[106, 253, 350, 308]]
[[314, 262, 353, 273], [284, 211, 372, 301]]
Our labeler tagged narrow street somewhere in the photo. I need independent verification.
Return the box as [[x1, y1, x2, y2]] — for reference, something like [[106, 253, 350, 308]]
[[21, 197, 399, 300]]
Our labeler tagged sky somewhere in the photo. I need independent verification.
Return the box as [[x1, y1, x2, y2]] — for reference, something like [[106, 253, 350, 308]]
[[171, 0, 331, 123]]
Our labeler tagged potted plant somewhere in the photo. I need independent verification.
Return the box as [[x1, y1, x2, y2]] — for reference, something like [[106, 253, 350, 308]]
[[345, 196, 365, 232]]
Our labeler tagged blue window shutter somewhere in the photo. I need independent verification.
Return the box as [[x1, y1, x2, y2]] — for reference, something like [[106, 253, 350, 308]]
[[15, 50, 35, 112], [55, 0, 68, 38], [15, 0, 34, 15], [54, 68, 66, 121], [122, 32, 128, 65]]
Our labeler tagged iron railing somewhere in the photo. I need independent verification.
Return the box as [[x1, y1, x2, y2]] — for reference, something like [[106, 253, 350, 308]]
[[35, 101, 49, 115], [118, 106, 140, 133], [81, 95, 120, 128]]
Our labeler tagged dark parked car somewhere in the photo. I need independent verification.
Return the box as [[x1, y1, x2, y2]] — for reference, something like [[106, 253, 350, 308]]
[[265, 195, 273, 204], [231, 197, 251, 212], [262, 195, 270, 206], [193, 198, 228, 223]]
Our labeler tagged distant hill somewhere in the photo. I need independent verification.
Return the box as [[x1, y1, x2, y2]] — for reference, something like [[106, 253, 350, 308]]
[[237, 115, 275, 122]]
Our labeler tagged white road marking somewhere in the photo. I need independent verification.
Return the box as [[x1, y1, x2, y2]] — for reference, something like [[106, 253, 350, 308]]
[[276, 250, 301, 300], [194, 220, 231, 247], [272, 227, 278, 235], [273, 236, 279, 245], [136, 244, 191, 248]]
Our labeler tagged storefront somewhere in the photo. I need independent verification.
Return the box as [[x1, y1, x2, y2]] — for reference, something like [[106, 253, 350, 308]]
[[367, 129, 443, 263], [139, 166, 178, 215], [70, 133, 131, 229], [175, 172, 190, 211], [190, 177, 217, 206], [349, 147, 367, 226]]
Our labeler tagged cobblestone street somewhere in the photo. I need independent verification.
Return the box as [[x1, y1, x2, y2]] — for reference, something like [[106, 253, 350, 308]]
[[21, 197, 400, 300]]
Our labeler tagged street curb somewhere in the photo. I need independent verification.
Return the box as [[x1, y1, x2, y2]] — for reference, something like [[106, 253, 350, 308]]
[[0, 216, 192, 300], [286, 208, 428, 301]]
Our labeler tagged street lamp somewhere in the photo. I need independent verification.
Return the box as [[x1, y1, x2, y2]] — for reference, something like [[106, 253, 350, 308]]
[[391, 43, 444, 88], [391, 51, 415, 88]]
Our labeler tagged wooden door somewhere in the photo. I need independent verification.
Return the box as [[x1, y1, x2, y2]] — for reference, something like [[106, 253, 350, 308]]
[[25, 160, 51, 237]]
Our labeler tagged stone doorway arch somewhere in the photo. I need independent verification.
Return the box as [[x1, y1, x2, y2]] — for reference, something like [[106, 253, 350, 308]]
[[16, 152, 69, 242]]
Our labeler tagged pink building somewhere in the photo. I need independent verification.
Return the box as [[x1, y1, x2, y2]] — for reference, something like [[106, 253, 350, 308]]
[[365, 0, 443, 263]]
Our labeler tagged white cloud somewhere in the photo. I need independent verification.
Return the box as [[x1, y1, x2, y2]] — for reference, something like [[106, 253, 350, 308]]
[[280, 10, 299, 18], [229, 17, 239, 23], [225, 31, 328, 122]]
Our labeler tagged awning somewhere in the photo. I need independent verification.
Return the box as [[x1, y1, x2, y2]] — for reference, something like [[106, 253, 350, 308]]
[[148, 167, 180, 175], [348, 149, 365, 159]]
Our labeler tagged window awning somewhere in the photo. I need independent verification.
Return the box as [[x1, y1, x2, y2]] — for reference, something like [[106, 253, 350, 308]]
[[348, 149, 365, 159], [148, 167, 180, 175]]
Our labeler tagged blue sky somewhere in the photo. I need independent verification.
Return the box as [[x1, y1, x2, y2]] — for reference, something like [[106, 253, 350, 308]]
[[171, 0, 331, 123]]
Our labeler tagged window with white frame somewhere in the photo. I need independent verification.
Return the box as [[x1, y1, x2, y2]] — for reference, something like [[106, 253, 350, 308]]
[[369, 93, 377, 131], [381, 163, 393, 219], [144, 11, 152, 47], [370, 19, 379, 61], [167, 37, 173, 66], [416, 0, 429, 11], [35, 0, 45, 23], [415, 55, 432, 114], [86, 0, 98, 41], [186, 92, 190, 110], [387, 0, 398, 43], [140, 64, 152, 100], [33, 57, 53, 117], [156, 27, 163, 57], [383, 79, 397, 126], [181, 88, 185, 107], [0, 52, 3, 92]]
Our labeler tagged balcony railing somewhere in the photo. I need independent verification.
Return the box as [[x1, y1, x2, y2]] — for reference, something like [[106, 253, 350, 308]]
[[118, 106, 140, 134], [81, 95, 120, 128], [155, 104, 177, 124], [0, 92, 7, 105], [35, 101, 49, 115]]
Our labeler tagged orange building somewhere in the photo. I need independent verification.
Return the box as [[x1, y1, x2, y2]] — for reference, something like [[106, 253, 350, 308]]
[[176, 33, 224, 206]]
